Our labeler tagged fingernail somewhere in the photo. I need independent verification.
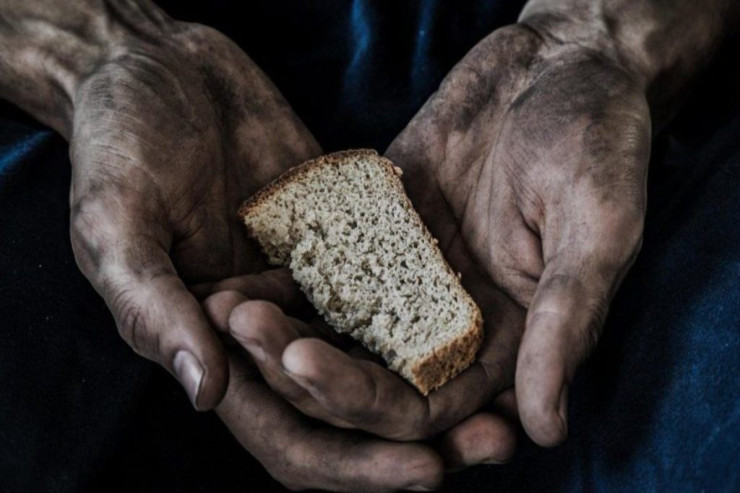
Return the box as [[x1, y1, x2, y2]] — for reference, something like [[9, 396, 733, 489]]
[[240, 337, 266, 363], [173, 350, 204, 410], [407, 485, 435, 491]]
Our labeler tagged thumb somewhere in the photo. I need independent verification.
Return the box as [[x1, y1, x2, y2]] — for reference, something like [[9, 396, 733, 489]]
[[516, 231, 641, 447], [71, 207, 228, 410]]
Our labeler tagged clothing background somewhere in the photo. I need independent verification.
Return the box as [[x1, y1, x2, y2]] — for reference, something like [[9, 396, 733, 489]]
[[1, 1, 738, 491]]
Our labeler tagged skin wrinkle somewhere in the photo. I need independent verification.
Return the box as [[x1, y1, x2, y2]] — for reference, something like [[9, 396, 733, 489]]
[[199, 64, 240, 133], [114, 286, 147, 354], [105, 0, 167, 45], [126, 0, 171, 28], [79, 159, 166, 219], [432, 132, 477, 215], [500, 137, 544, 228], [69, 207, 104, 272], [2, 0, 739, 488], [5, 2, 361, 468], [378, 0, 740, 453], [111, 52, 208, 134], [445, 62, 494, 132], [429, 176, 463, 256]]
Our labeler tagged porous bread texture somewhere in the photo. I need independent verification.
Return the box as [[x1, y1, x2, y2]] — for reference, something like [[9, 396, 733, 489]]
[[239, 149, 483, 394]]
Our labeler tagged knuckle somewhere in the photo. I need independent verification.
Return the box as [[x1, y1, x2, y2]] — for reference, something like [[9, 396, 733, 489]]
[[578, 300, 608, 358], [69, 197, 109, 275], [606, 206, 645, 260], [389, 414, 428, 441], [407, 400, 434, 440], [615, 205, 645, 248], [489, 256, 539, 307], [539, 272, 584, 296], [177, 22, 231, 55], [112, 288, 156, 359], [268, 444, 311, 491], [580, 318, 601, 357], [231, 300, 278, 327], [70, 191, 119, 238], [337, 371, 382, 424], [282, 440, 306, 470], [69, 231, 96, 276]]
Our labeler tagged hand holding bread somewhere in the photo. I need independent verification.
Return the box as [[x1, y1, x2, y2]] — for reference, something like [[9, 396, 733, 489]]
[[228, 150, 524, 445], [228, 21, 649, 461], [240, 149, 483, 395]]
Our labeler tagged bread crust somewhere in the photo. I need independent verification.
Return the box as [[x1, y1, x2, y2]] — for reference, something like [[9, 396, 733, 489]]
[[238, 149, 484, 395], [409, 310, 483, 395], [238, 149, 384, 219]]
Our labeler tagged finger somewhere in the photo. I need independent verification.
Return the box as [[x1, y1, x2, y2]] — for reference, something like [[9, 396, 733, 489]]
[[280, 269, 525, 441], [191, 268, 307, 313], [281, 337, 435, 440], [516, 209, 642, 447], [171, 210, 244, 283], [202, 287, 342, 354], [91, 245, 227, 410], [202, 290, 249, 334], [197, 269, 354, 344], [217, 354, 444, 492], [281, 334, 514, 441], [437, 412, 518, 471], [201, 278, 352, 346], [227, 300, 354, 428], [491, 389, 519, 422], [71, 205, 227, 410], [198, 268, 305, 332], [201, 257, 519, 442], [347, 344, 386, 365], [202, 289, 355, 424]]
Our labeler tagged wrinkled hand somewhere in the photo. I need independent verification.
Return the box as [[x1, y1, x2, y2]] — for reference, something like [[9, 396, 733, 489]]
[[68, 21, 320, 409], [233, 21, 649, 458], [204, 269, 520, 476], [387, 23, 649, 447], [66, 16, 465, 488], [203, 272, 448, 492]]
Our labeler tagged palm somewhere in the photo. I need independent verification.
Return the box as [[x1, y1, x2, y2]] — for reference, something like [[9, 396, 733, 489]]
[[70, 24, 319, 286], [388, 24, 650, 444], [209, 23, 650, 461], [391, 24, 648, 303], [67, 23, 320, 410]]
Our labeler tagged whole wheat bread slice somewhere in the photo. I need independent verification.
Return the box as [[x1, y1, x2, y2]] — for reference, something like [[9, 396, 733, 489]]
[[238, 149, 483, 394]]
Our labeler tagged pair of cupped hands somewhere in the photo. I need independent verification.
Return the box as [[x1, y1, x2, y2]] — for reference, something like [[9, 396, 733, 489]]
[[68, 17, 648, 492]]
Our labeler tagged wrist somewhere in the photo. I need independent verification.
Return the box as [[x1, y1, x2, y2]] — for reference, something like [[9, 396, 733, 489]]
[[0, 0, 176, 138], [519, 0, 740, 124]]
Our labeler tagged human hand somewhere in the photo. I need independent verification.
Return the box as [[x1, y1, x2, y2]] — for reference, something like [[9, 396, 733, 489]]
[[67, 14, 320, 410], [229, 20, 649, 459], [209, 262, 522, 474], [202, 273, 447, 492], [385, 22, 649, 447]]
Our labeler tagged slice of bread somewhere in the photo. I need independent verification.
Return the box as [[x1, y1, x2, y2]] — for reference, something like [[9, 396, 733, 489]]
[[238, 149, 483, 394]]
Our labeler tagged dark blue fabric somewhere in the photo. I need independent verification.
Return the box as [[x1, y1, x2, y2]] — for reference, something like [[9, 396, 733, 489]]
[[1, 1, 738, 491]]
